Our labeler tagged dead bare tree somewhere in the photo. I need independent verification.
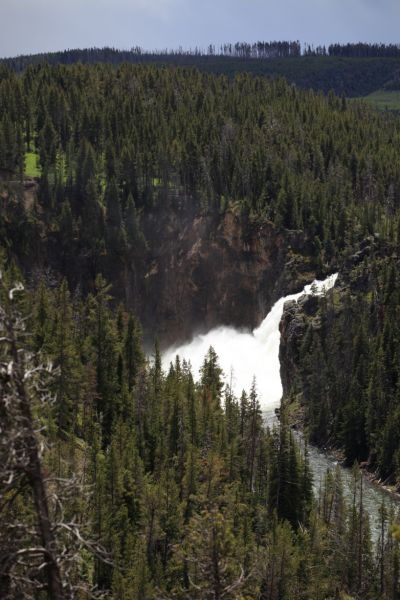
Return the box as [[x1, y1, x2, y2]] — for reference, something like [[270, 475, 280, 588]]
[[0, 272, 109, 599]]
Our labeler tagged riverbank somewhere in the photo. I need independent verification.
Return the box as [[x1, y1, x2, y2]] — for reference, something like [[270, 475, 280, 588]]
[[263, 407, 400, 542], [361, 467, 400, 503], [285, 398, 400, 507]]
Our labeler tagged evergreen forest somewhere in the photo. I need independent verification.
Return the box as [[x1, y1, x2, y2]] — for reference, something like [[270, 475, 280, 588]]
[[1, 54, 400, 599], [3, 42, 400, 98]]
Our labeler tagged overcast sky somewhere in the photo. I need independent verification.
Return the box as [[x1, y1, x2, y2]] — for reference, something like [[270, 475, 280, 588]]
[[1, 0, 399, 58]]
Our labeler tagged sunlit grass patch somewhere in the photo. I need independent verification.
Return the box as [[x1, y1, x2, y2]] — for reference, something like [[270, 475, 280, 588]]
[[362, 90, 400, 111], [25, 152, 41, 177]]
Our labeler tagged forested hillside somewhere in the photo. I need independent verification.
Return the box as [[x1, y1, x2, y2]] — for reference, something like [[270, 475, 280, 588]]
[[1, 62, 400, 598], [3, 44, 400, 97], [3, 62, 399, 231], [2, 265, 400, 598], [2, 62, 400, 334]]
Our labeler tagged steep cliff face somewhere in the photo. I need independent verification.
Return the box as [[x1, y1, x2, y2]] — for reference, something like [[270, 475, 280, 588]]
[[279, 234, 384, 414], [279, 293, 321, 400], [127, 204, 322, 347], [3, 183, 325, 349]]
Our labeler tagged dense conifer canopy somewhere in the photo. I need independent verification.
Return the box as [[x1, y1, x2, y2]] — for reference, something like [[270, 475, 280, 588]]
[[1, 60, 400, 598]]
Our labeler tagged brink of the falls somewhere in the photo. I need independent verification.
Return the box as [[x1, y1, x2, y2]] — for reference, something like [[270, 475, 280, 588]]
[[163, 274, 338, 410]]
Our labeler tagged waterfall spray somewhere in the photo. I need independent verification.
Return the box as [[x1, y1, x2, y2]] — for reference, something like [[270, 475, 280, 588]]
[[163, 274, 338, 409]]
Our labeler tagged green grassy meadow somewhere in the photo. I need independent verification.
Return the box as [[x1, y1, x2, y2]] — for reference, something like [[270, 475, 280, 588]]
[[24, 151, 41, 177], [362, 90, 400, 110]]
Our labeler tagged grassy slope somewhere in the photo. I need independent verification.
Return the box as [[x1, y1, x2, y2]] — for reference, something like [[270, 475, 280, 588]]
[[25, 151, 41, 177], [361, 90, 400, 110]]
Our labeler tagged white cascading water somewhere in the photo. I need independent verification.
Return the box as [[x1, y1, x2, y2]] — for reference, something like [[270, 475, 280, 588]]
[[163, 274, 338, 410], [164, 272, 397, 541]]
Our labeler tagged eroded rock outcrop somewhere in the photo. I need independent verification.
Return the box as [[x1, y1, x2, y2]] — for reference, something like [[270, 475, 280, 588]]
[[279, 293, 321, 399], [129, 204, 322, 347]]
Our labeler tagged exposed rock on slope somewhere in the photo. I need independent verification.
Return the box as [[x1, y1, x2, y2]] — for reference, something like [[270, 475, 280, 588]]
[[132, 204, 323, 347], [279, 234, 384, 410]]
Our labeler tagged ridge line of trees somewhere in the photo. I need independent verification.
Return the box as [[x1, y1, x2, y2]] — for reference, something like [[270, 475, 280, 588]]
[[3, 41, 400, 72]]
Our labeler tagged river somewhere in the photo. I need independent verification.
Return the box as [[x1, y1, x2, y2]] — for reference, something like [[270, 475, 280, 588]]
[[163, 275, 398, 541]]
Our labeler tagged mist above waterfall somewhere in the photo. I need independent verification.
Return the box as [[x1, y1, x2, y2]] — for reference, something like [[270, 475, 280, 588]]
[[163, 274, 338, 409]]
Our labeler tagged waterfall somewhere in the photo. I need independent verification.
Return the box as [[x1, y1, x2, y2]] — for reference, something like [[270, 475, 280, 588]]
[[163, 272, 400, 539], [163, 274, 338, 409]]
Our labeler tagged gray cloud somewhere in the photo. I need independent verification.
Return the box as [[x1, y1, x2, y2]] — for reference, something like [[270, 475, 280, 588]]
[[1, 0, 399, 58]]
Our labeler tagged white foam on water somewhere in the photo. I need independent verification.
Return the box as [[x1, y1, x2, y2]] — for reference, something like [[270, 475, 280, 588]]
[[163, 274, 338, 409]]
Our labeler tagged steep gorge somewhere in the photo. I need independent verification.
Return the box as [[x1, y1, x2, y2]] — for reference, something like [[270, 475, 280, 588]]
[[135, 204, 324, 346], [11, 196, 326, 348]]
